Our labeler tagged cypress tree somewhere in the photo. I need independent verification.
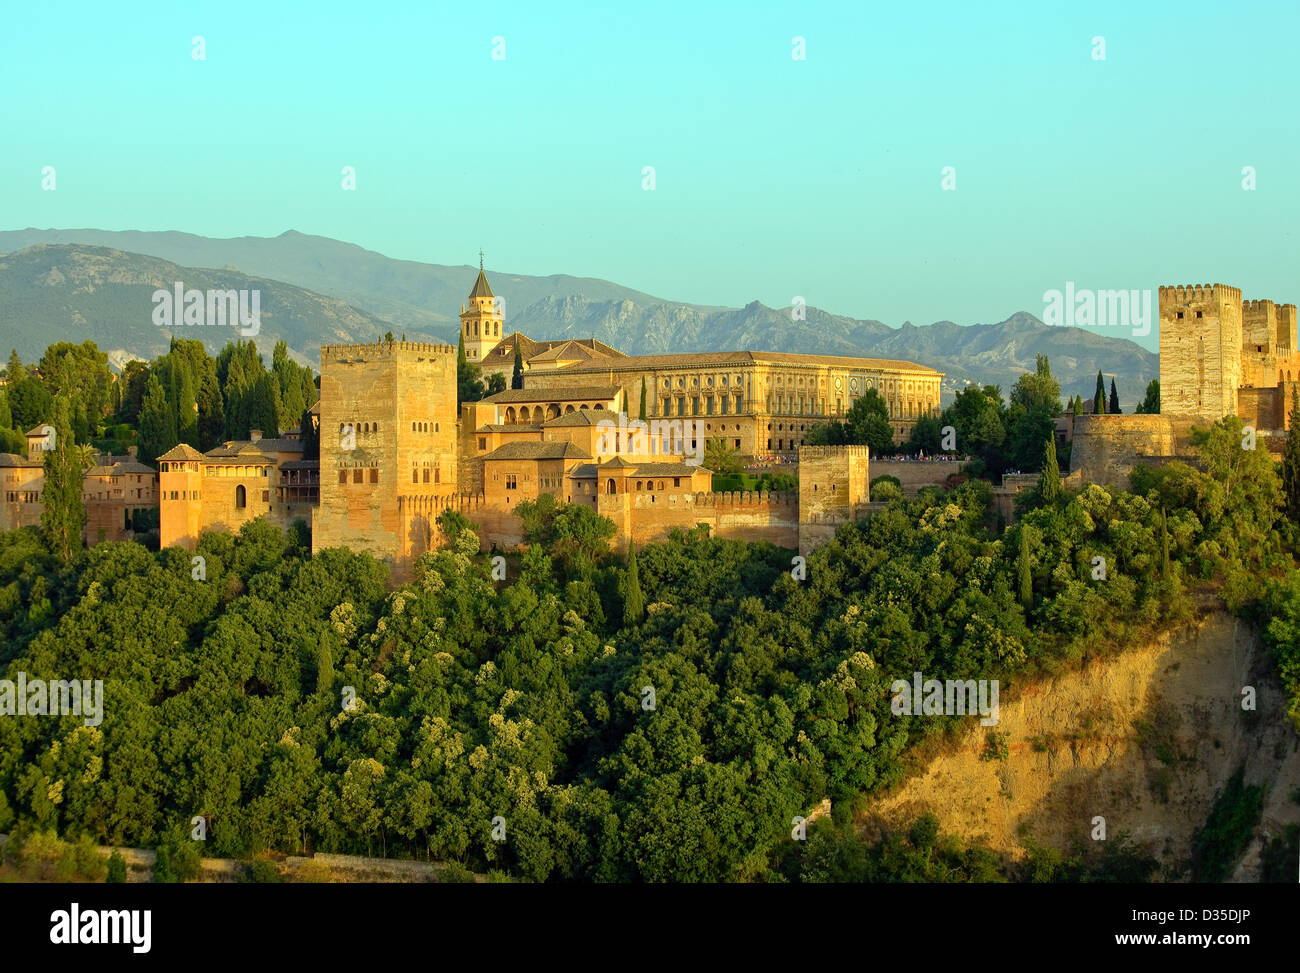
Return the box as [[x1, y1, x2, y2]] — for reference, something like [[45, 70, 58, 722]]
[[177, 359, 199, 446], [1072, 395, 1083, 416], [511, 339, 524, 390], [623, 541, 645, 626], [1108, 378, 1120, 415], [1093, 371, 1106, 415], [0, 387, 11, 431], [6, 350, 25, 386], [1018, 526, 1032, 610], [138, 374, 177, 466], [1039, 434, 1062, 503], [39, 397, 85, 561], [639, 376, 647, 422], [1282, 387, 1300, 521]]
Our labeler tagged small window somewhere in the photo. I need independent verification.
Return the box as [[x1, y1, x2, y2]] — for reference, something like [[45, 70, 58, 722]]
[[413, 469, 419, 483], [1196, 311, 1203, 318], [353, 469, 363, 484], [422, 468, 430, 483], [235, 484, 247, 509], [369, 468, 378, 484]]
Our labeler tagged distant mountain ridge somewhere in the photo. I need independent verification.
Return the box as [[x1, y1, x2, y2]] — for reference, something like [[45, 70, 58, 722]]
[[0, 229, 1157, 405]]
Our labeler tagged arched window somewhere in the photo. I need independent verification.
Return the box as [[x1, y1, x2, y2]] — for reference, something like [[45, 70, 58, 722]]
[[235, 484, 246, 508], [607, 479, 617, 494]]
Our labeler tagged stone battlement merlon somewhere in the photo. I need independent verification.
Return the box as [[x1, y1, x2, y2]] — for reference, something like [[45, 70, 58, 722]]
[[321, 341, 458, 360], [1158, 283, 1244, 306], [797, 445, 872, 458], [1243, 299, 1278, 313]]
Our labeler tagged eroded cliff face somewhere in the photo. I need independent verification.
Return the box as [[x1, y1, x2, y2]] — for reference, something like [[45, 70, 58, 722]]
[[865, 611, 1300, 880]]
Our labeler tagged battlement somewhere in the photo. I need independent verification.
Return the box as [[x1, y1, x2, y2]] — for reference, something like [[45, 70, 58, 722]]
[[1243, 299, 1277, 313], [1158, 283, 1243, 306], [630, 489, 798, 510], [321, 341, 458, 361], [796, 445, 872, 459]]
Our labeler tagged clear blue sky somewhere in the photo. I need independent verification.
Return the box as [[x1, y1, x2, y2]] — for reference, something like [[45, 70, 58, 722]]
[[3, 0, 1297, 350]]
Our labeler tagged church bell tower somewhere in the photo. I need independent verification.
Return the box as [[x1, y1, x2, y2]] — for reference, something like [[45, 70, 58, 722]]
[[460, 252, 504, 362]]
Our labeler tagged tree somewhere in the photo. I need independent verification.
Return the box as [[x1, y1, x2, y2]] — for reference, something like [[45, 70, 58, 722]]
[[512, 340, 524, 390], [1039, 435, 1062, 503], [1108, 378, 1120, 416], [906, 413, 944, 455], [138, 374, 177, 466], [1093, 371, 1106, 415], [1010, 355, 1061, 415], [1135, 379, 1160, 415], [40, 397, 85, 561], [487, 372, 507, 395], [843, 389, 895, 455], [703, 440, 744, 476], [5, 349, 25, 386], [623, 542, 644, 626], [1018, 527, 1032, 610], [106, 852, 127, 884], [8, 377, 52, 432], [1282, 388, 1300, 522], [639, 377, 647, 422], [1072, 395, 1084, 417]]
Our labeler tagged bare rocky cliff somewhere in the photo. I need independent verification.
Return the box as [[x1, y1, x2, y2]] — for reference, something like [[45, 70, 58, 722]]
[[865, 611, 1300, 880]]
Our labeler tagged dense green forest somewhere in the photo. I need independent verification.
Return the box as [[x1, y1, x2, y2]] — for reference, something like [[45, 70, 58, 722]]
[[1, 410, 1297, 881], [0, 338, 318, 466]]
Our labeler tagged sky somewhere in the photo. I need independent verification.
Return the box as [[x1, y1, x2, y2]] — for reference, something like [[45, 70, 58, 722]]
[[2, 0, 1298, 352]]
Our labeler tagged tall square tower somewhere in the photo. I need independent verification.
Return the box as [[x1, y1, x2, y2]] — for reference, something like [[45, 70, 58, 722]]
[[1158, 284, 1243, 420], [314, 341, 458, 571]]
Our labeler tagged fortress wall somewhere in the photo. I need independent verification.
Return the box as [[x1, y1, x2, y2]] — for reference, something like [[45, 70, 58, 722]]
[[870, 459, 966, 493], [1068, 414, 1176, 490], [1238, 387, 1284, 432]]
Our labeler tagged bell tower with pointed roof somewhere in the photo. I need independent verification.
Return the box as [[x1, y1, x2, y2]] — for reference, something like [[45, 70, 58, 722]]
[[460, 251, 505, 364]]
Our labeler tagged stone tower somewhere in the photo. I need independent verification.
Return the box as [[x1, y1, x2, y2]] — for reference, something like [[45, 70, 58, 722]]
[[796, 444, 870, 554], [459, 256, 504, 363], [1158, 283, 1243, 420], [313, 341, 459, 578], [157, 443, 205, 551]]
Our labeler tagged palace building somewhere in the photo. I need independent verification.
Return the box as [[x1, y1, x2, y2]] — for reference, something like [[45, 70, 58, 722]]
[[7, 266, 951, 580]]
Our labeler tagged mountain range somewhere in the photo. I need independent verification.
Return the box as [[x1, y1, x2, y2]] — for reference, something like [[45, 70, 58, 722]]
[[0, 229, 1158, 406]]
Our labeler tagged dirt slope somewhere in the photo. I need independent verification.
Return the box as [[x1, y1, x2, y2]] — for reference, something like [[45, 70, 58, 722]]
[[864, 611, 1300, 880]]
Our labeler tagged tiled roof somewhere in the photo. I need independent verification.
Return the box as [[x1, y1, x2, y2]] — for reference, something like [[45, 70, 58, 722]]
[[542, 409, 622, 427], [480, 334, 627, 366], [86, 459, 155, 477], [25, 423, 52, 437], [481, 441, 592, 461], [279, 460, 320, 471], [157, 443, 206, 462], [206, 438, 303, 457], [622, 462, 713, 477], [475, 424, 543, 434], [0, 453, 41, 468], [468, 268, 494, 299], [484, 386, 621, 404], [537, 350, 943, 375]]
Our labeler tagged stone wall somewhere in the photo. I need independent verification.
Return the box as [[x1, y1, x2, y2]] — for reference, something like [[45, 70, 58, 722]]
[[870, 459, 966, 494], [1068, 414, 1176, 490]]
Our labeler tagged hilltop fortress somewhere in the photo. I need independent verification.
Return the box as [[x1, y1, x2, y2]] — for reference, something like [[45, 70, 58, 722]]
[[1069, 283, 1300, 486], [149, 267, 942, 578]]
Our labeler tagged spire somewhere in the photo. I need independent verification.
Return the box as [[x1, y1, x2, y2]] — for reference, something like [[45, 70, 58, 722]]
[[468, 252, 494, 300]]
